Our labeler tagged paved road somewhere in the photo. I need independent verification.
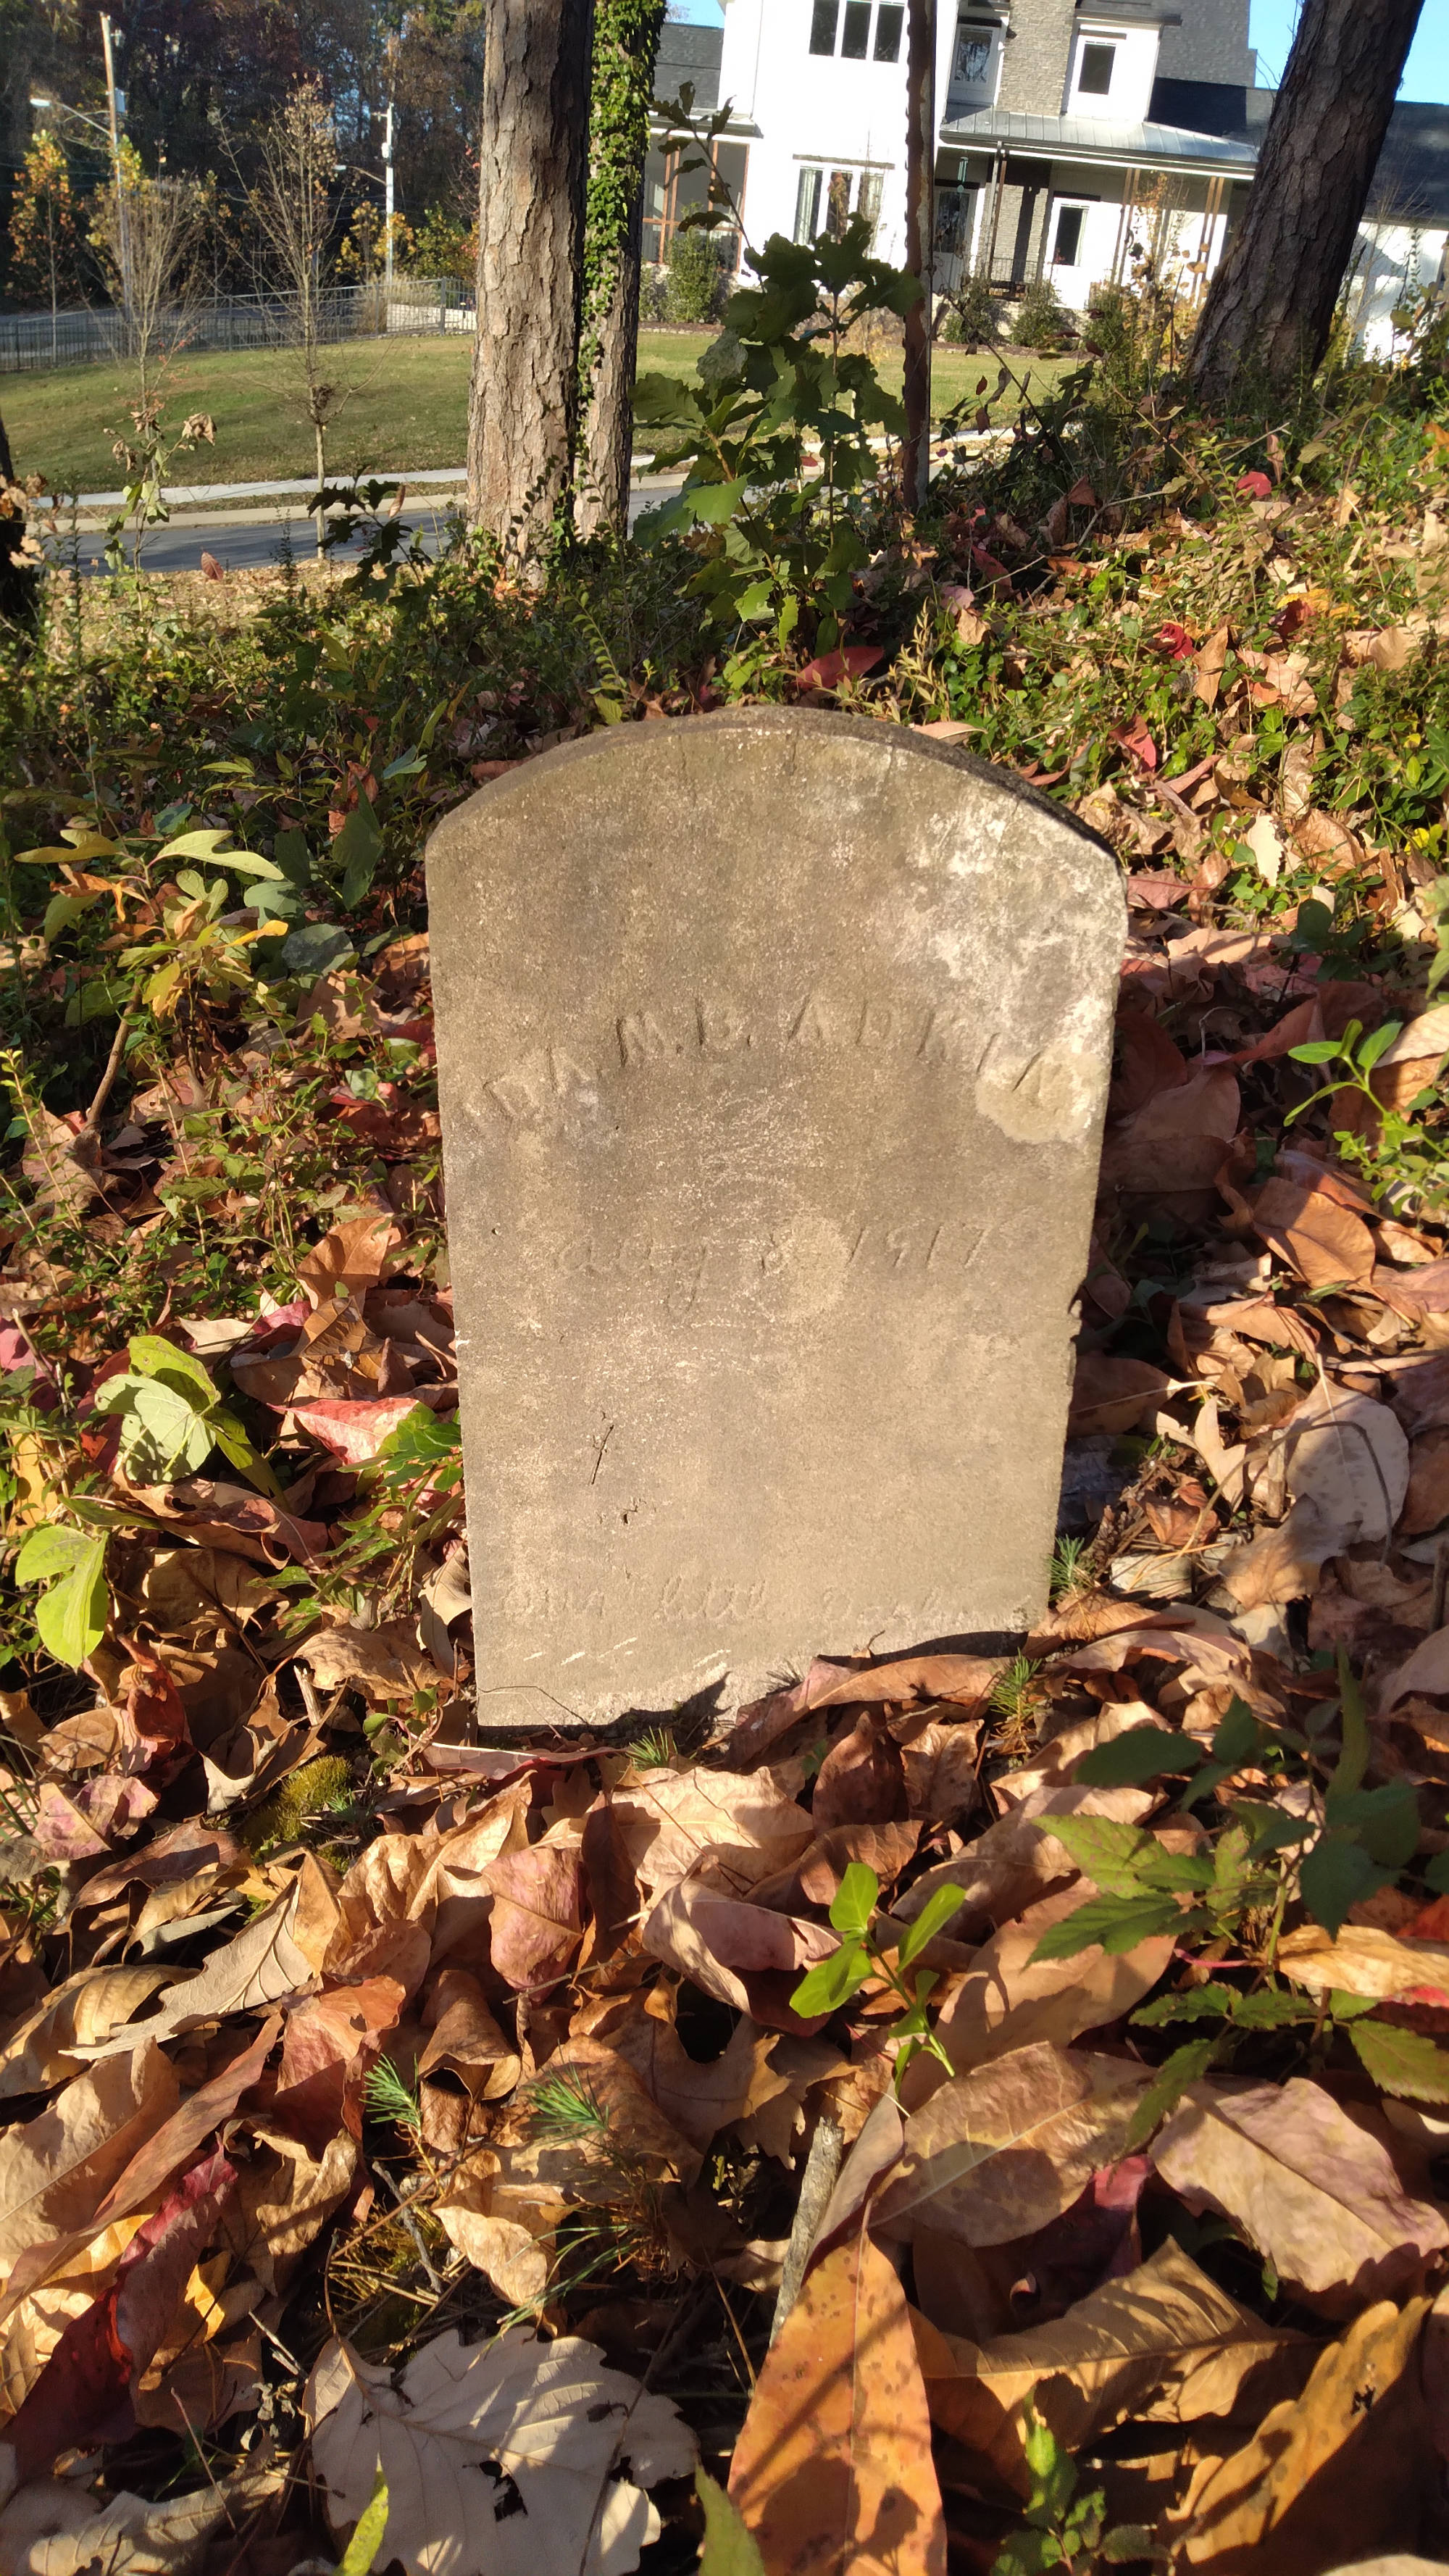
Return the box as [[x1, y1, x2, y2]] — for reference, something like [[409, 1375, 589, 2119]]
[[59, 485, 679, 579]]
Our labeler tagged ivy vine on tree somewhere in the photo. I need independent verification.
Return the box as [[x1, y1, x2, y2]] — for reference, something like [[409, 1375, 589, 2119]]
[[580, 0, 666, 397]]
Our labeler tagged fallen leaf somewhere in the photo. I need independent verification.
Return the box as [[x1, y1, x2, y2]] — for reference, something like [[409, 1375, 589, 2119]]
[[1277, 1922, 1449, 2006], [0, 2459, 283, 2576], [915, 2236, 1310, 2498], [483, 1838, 584, 1994], [1250, 1180, 1377, 1289], [919, 1882, 1177, 2077], [1067, 1356, 1173, 1436], [85, 1888, 315, 2054], [727, 2227, 945, 2576], [810, 1717, 906, 1829], [1177, 2296, 1432, 2569], [872, 2043, 1148, 2248], [306, 2327, 696, 2576], [1152, 2076, 1449, 2314], [894, 1787, 1156, 1935], [0, 2046, 180, 2306], [610, 1770, 814, 1902], [1221, 1376, 1408, 1606], [1243, 814, 1285, 885]]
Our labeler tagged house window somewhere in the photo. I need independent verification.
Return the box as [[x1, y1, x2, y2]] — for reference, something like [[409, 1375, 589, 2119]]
[[953, 28, 993, 86], [795, 164, 885, 243], [841, 1, 872, 55], [1077, 41, 1116, 95], [809, 0, 840, 54], [1052, 204, 1085, 265], [811, 0, 903, 60]]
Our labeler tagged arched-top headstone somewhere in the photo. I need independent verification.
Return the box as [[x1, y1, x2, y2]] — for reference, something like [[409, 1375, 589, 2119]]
[[426, 709, 1124, 1729]]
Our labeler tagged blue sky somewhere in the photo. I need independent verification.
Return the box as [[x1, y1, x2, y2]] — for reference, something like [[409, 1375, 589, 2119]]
[[669, 0, 1448, 99], [1250, 1, 1448, 99]]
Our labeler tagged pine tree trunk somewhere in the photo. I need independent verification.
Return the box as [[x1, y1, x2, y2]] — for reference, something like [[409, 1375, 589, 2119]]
[[1187, 0, 1423, 404], [0, 408, 14, 485], [580, 178, 644, 538], [467, 0, 596, 546]]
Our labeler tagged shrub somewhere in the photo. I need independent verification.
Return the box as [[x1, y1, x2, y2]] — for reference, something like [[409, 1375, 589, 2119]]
[[1011, 277, 1067, 351], [663, 226, 730, 326], [942, 272, 998, 349]]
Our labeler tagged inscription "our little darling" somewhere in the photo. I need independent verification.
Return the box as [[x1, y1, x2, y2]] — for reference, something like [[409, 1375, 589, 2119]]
[[483, 991, 987, 1126]]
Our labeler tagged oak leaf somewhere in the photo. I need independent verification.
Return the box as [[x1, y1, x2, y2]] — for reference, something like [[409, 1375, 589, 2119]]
[[306, 2327, 696, 2576]]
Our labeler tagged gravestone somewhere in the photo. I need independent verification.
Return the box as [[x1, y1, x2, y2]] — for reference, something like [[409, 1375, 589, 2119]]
[[426, 709, 1124, 1729]]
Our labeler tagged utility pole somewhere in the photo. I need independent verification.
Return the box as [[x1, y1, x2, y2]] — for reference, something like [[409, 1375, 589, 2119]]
[[383, 99, 395, 307], [99, 12, 132, 337], [902, 0, 936, 511]]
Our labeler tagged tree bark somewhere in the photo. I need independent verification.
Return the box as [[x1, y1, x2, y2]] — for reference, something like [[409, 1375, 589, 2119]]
[[1187, 0, 1423, 405], [0, 407, 14, 485], [901, 0, 936, 509], [580, 178, 645, 538], [467, 0, 596, 547]]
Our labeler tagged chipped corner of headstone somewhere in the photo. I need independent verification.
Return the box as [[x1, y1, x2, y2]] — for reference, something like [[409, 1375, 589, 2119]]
[[426, 709, 1125, 1731]]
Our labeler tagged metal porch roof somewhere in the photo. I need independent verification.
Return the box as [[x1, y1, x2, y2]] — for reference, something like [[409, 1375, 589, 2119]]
[[938, 106, 1258, 175]]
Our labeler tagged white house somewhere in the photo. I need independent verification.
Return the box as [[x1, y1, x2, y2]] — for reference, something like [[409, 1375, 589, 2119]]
[[647, 1, 1448, 338]]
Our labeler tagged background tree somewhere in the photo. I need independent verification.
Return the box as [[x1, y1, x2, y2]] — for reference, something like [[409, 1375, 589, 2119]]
[[7, 136, 88, 357], [89, 143, 204, 408], [467, 0, 596, 546], [1187, 0, 1424, 404], [577, 0, 666, 540], [253, 80, 351, 544]]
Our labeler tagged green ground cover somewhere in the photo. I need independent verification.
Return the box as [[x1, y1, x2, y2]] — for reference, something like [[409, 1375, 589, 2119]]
[[1, 329, 1068, 496]]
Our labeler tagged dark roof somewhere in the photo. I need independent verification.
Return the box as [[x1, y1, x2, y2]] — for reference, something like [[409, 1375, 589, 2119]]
[[653, 21, 722, 117], [1148, 77, 1274, 142], [938, 104, 1257, 172], [1372, 102, 1449, 225]]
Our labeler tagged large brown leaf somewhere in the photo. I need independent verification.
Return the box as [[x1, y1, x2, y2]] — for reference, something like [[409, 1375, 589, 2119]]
[[1152, 2077, 1449, 2314], [914, 2237, 1312, 2498], [483, 1837, 584, 1995], [872, 2044, 1148, 2248], [727, 2227, 946, 2576], [1177, 2296, 1432, 2572], [893, 1788, 1156, 1935], [0, 2047, 180, 2303], [610, 1770, 814, 1901], [918, 1885, 1177, 2083], [1277, 1923, 1449, 2005], [85, 1888, 314, 2055]]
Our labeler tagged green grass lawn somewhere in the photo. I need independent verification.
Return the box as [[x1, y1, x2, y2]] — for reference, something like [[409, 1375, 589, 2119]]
[[1, 328, 1069, 496]]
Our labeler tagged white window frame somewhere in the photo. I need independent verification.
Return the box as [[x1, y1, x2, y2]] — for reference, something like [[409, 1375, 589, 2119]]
[[1073, 32, 1124, 99], [1048, 198, 1095, 269]]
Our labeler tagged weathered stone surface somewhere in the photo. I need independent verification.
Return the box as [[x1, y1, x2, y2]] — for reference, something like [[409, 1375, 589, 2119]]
[[426, 709, 1123, 1727]]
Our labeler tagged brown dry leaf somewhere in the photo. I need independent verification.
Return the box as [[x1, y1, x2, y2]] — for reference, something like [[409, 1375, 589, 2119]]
[[1277, 1923, 1449, 2004], [1250, 1177, 1377, 1289], [898, 1723, 981, 1823], [1177, 2296, 1432, 2571], [417, 1971, 521, 2098], [727, 2226, 946, 2576], [85, 1887, 315, 2054], [483, 1835, 584, 1994], [222, 2122, 356, 2293], [640, 1880, 836, 2019], [1152, 2077, 1449, 2314], [1221, 1376, 1409, 1606], [873, 2044, 1147, 2248], [0, 1969, 171, 2098], [0, 2458, 284, 2576], [811, 1717, 906, 1828], [296, 1616, 436, 1704], [1382, 1625, 1449, 1709], [1243, 813, 1285, 885], [296, 1212, 399, 1308], [915, 2236, 1311, 2499], [924, 1884, 1179, 2080], [1195, 625, 1232, 706], [0, 2046, 179, 2302], [601, 1988, 790, 2154], [894, 1787, 1155, 1935], [1067, 1356, 1173, 1436], [433, 2184, 551, 2308], [610, 1770, 814, 1901]]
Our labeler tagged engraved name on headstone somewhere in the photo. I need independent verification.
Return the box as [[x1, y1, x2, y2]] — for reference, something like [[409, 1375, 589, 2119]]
[[426, 709, 1124, 1727]]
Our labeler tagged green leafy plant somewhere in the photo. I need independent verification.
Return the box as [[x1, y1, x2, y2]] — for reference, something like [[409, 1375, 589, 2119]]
[[1286, 1015, 1449, 1209], [634, 217, 920, 656], [1056, 1659, 1425, 1952], [790, 1861, 966, 2085], [991, 2404, 1158, 2576], [13, 1519, 109, 1667], [91, 1333, 277, 1491]]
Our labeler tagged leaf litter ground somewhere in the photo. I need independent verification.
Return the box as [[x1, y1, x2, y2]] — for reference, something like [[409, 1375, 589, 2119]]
[[4, 380, 1449, 2576]]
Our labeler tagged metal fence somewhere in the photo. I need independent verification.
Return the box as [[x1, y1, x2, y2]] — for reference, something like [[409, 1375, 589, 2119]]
[[0, 278, 475, 376]]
